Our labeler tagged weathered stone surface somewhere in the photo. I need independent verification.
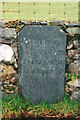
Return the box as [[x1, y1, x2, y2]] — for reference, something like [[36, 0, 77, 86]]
[[18, 26, 66, 103], [68, 49, 79, 59], [71, 91, 80, 100], [66, 79, 80, 100], [0, 38, 15, 45], [2, 65, 16, 78], [0, 19, 9, 27], [0, 23, 18, 94], [1, 64, 18, 93], [67, 43, 73, 50], [0, 27, 16, 39], [66, 27, 80, 35], [66, 57, 71, 65], [9, 77, 15, 83], [73, 40, 79, 49], [11, 41, 18, 60], [67, 79, 79, 87], [68, 62, 79, 75], [0, 22, 5, 27], [68, 50, 74, 58], [73, 54, 80, 60]]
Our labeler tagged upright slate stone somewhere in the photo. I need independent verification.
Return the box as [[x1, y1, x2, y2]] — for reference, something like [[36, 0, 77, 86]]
[[17, 26, 66, 103]]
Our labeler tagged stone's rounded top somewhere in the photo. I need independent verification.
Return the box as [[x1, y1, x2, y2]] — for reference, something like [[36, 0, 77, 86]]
[[0, 44, 13, 61]]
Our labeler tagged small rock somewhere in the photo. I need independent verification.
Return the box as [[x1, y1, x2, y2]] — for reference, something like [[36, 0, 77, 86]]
[[0, 22, 5, 27], [68, 62, 79, 75], [3, 84, 8, 88], [0, 27, 16, 38], [71, 91, 80, 100], [66, 79, 80, 100], [2, 65, 16, 77], [74, 50, 79, 54], [15, 86, 18, 93], [68, 87, 73, 91], [74, 54, 80, 60], [0, 39, 12, 45], [0, 44, 14, 61], [0, 64, 5, 72], [67, 79, 79, 87], [1, 65, 16, 84], [67, 43, 73, 50], [74, 60, 80, 64], [66, 57, 71, 65], [8, 84, 14, 87], [11, 42, 18, 60], [9, 56, 15, 64], [1, 86, 4, 91], [68, 50, 74, 58], [0, 19, 9, 27], [6, 89, 14, 94], [21, 20, 28, 24], [66, 27, 79, 35], [73, 40, 79, 49], [14, 62, 18, 68], [0, 37, 15, 45], [9, 77, 15, 83], [66, 23, 79, 27], [68, 49, 80, 59], [4, 81, 9, 84]]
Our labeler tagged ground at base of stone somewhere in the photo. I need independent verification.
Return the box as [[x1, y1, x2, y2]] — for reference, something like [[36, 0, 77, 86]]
[[1, 117, 80, 120]]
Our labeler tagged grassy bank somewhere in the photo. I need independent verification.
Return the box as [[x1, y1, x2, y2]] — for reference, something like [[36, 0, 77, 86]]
[[2, 93, 79, 119]]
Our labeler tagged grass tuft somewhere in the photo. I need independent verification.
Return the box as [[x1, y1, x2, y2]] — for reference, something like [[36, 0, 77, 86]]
[[2, 92, 79, 119]]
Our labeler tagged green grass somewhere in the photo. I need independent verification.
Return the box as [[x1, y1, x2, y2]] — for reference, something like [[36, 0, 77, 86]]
[[0, 99, 2, 120], [66, 73, 78, 82], [2, 92, 79, 119], [1, 2, 78, 21]]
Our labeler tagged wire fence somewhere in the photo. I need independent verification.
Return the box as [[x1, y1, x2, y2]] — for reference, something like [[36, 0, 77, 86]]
[[78, 1, 80, 22], [0, 1, 80, 22]]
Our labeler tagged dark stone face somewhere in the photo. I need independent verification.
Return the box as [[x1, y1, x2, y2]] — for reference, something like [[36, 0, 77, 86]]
[[17, 26, 66, 103]]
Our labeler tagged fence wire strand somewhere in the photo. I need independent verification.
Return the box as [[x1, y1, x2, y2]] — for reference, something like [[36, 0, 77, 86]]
[[0, 1, 79, 22]]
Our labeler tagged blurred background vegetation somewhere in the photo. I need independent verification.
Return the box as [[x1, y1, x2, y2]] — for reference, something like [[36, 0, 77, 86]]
[[0, 2, 79, 21]]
